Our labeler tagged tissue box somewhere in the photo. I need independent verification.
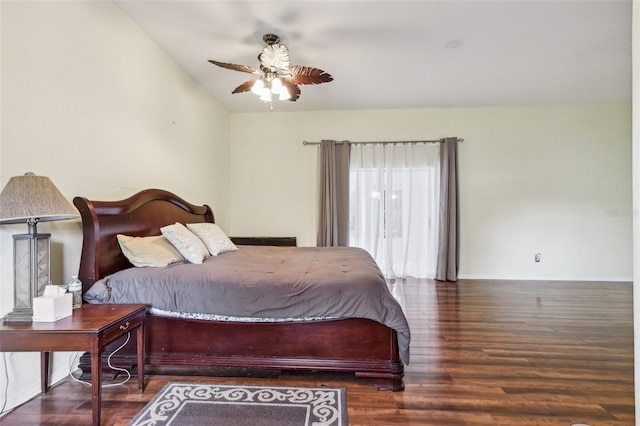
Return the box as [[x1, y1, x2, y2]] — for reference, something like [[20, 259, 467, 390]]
[[33, 286, 73, 322]]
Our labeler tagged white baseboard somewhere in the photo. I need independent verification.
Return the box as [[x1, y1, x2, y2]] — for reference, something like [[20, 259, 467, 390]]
[[457, 274, 633, 282]]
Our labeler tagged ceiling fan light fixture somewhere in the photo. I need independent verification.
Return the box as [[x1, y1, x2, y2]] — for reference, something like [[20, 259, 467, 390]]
[[251, 79, 265, 95], [278, 85, 291, 101], [271, 77, 283, 94], [259, 87, 272, 103]]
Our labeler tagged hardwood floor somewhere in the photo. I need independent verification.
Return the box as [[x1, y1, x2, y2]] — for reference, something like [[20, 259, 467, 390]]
[[0, 279, 634, 425]]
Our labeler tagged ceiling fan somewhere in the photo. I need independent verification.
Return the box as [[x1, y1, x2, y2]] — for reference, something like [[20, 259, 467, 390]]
[[208, 33, 333, 105]]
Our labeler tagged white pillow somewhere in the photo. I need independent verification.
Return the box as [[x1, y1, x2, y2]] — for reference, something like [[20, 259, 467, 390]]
[[187, 223, 238, 256], [116, 234, 184, 267], [160, 222, 210, 264]]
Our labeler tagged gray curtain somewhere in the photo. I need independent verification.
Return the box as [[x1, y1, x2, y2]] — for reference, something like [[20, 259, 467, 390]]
[[317, 140, 351, 246], [436, 137, 460, 281]]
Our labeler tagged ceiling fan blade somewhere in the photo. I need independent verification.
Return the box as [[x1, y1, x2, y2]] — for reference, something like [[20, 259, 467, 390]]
[[281, 80, 301, 102], [208, 60, 261, 75], [258, 44, 290, 74], [232, 80, 257, 94], [289, 66, 333, 85]]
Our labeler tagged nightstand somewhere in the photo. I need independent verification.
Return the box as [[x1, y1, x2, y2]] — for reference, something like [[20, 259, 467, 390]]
[[0, 304, 147, 426]]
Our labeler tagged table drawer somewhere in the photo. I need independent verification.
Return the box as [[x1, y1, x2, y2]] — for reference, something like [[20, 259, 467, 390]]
[[102, 314, 144, 345]]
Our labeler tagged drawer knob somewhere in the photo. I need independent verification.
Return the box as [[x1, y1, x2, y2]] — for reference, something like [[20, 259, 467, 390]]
[[119, 321, 130, 331]]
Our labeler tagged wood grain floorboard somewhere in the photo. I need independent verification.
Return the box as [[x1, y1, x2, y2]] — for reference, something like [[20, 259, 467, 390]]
[[0, 279, 633, 425]]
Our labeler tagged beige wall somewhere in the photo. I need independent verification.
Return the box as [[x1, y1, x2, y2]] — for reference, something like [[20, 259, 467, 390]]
[[230, 104, 632, 281], [0, 1, 230, 411]]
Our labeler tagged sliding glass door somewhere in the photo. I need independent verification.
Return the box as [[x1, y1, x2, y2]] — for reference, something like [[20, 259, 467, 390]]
[[349, 143, 440, 279]]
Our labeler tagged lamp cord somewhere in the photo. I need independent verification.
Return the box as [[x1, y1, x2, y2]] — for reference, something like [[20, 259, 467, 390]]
[[68, 332, 132, 387]]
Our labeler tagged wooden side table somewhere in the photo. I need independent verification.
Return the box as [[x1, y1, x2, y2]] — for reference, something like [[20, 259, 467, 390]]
[[0, 304, 147, 426]]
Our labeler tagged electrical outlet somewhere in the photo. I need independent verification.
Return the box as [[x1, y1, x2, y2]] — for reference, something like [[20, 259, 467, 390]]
[[535, 253, 541, 263]]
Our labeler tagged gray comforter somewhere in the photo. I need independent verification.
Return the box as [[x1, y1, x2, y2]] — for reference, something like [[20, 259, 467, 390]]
[[84, 245, 410, 364]]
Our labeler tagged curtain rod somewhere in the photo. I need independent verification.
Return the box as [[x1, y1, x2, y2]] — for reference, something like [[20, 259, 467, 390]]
[[302, 138, 463, 146]]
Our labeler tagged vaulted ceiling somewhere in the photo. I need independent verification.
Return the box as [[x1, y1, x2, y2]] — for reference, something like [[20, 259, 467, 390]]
[[115, 0, 632, 113]]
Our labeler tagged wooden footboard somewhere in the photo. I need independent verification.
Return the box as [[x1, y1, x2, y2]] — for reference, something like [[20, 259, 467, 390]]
[[79, 314, 405, 391]]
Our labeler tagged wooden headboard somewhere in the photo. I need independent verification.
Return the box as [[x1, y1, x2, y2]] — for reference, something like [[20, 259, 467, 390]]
[[73, 189, 215, 294]]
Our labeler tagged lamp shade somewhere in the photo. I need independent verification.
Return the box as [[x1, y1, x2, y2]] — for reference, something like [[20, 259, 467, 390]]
[[0, 173, 78, 224]]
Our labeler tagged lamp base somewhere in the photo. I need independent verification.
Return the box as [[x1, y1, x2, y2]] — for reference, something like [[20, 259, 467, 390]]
[[6, 231, 50, 324], [3, 307, 34, 323]]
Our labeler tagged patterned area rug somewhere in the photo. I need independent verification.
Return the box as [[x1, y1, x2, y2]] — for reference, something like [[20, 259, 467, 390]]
[[128, 382, 348, 426]]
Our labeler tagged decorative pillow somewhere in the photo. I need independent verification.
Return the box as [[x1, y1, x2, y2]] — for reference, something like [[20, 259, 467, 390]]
[[187, 222, 239, 256], [160, 222, 210, 264], [116, 234, 184, 267]]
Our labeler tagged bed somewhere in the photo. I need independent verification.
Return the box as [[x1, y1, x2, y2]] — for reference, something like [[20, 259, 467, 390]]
[[73, 188, 409, 391]]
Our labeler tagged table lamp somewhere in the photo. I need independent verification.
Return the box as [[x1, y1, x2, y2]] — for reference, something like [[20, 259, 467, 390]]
[[0, 172, 79, 322]]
